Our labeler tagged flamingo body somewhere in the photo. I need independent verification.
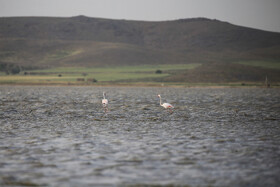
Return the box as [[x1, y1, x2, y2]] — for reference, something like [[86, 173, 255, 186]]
[[161, 102, 174, 109], [102, 92, 108, 112], [102, 98, 108, 107], [158, 94, 174, 112]]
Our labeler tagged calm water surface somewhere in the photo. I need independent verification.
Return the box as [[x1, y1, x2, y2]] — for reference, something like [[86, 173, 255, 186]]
[[0, 86, 279, 186]]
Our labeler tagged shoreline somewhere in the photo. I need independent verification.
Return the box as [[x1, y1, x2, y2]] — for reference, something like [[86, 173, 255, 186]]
[[0, 82, 278, 88]]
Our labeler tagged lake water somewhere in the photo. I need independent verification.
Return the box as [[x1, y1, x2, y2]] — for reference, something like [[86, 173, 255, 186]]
[[0, 86, 279, 186]]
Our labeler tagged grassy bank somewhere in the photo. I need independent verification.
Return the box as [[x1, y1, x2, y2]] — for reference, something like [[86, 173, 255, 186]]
[[235, 60, 280, 69], [0, 64, 200, 85], [1, 63, 279, 87]]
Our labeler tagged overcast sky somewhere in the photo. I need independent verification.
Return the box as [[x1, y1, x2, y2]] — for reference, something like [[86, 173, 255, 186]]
[[0, 0, 280, 32]]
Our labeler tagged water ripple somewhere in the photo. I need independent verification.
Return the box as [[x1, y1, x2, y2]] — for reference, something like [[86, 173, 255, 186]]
[[0, 86, 279, 186]]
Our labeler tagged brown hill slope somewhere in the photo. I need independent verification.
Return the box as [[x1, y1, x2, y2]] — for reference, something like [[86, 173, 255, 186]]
[[0, 16, 280, 83], [0, 16, 280, 68], [163, 63, 280, 83]]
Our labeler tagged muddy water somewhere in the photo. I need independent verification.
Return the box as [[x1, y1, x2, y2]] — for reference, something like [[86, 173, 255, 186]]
[[0, 86, 279, 186]]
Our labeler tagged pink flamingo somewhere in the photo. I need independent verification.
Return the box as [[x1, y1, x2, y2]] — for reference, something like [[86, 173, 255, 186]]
[[158, 94, 174, 112], [102, 92, 108, 112]]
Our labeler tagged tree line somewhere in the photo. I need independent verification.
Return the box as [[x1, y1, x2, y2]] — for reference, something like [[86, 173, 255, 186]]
[[0, 63, 21, 74]]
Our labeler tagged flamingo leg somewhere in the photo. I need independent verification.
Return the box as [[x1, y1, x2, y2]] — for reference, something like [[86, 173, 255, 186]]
[[168, 108, 173, 114], [103, 105, 108, 113]]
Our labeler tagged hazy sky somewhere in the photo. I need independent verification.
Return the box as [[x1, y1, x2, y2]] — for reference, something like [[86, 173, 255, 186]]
[[0, 0, 280, 32]]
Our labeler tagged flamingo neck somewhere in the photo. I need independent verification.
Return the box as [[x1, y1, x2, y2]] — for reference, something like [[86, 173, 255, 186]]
[[103, 93, 106, 99], [159, 96, 162, 106]]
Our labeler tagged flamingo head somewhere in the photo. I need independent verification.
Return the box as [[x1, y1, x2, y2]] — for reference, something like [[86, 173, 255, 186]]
[[157, 94, 161, 97]]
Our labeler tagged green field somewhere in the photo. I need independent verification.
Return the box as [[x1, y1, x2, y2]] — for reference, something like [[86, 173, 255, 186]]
[[236, 61, 280, 69], [30, 64, 200, 73], [0, 64, 200, 85]]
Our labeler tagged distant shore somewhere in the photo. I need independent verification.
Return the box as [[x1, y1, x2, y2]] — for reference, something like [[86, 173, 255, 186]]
[[0, 81, 278, 88]]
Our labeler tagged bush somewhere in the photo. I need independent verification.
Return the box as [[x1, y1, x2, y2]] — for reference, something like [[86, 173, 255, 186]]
[[87, 78, 98, 82], [0, 63, 21, 74], [11, 66, 21, 74], [155, 69, 162, 74]]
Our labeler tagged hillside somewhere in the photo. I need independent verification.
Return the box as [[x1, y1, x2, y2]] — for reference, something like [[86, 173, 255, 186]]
[[0, 16, 280, 83]]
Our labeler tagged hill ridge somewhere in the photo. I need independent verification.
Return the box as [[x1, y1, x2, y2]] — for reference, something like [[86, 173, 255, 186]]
[[0, 16, 280, 68]]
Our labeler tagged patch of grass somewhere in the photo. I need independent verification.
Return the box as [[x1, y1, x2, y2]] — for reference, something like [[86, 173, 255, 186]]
[[236, 61, 280, 69], [163, 62, 280, 83], [30, 64, 200, 73], [0, 75, 68, 84], [47, 50, 82, 60], [91, 72, 169, 81], [0, 64, 200, 84]]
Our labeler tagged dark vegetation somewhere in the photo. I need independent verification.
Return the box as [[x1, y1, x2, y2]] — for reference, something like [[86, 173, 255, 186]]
[[0, 62, 21, 74], [155, 70, 162, 74], [0, 16, 280, 83]]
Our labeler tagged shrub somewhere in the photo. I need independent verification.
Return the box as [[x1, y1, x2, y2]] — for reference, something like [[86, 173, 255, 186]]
[[87, 78, 98, 82], [155, 70, 162, 74], [0, 63, 21, 74], [11, 66, 21, 74]]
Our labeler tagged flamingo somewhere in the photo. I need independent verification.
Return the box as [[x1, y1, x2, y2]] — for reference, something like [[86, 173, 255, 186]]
[[158, 94, 174, 112], [102, 92, 108, 112]]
